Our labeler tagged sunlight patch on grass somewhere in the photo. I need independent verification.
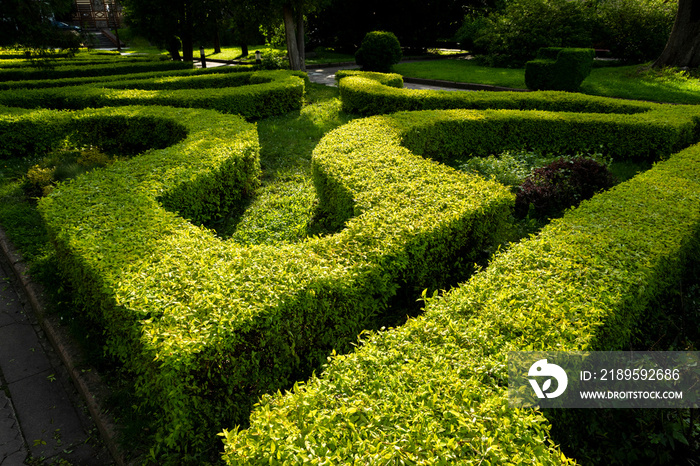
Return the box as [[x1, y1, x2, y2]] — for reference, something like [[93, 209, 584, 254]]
[[393, 59, 527, 88]]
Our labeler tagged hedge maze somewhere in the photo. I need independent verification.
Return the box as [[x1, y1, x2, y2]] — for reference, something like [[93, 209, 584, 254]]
[[2, 61, 700, 463], [222, 76, 700, 463]]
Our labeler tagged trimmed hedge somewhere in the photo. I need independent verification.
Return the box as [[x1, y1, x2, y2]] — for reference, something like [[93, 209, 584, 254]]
[[0, 58, 192, 81], [0, 70, 306, 120], [337, 73, 700, 160], [525, 47, 595, 92], [335, 69, 403, 88], [221, 132, 700, 466], [26, 106, 513, 460], [338, 73, 653, 115], [0, 64, 258, 91], [355, 31, 403, 72]]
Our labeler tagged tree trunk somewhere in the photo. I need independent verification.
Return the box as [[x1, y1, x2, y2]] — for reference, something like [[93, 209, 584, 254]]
[[296, 6, 305, 71], [214, 27, 221, 54], [241, 43, 249, 57], [653, 0, 700, 69], [283, 3, 302, 70], [180, 1, 194, 62], [181, 33, 194, 61]]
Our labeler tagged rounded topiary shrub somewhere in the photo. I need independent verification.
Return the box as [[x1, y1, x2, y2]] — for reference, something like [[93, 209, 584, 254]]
[[515, 157, 616, 219], [355, 31, 402, 72]]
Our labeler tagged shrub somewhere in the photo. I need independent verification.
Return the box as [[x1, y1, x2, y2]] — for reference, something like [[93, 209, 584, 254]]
[[0, 64, 258, 91], [0, 70, 306, 120], [335, 69, 403, 88], [222, 135, 700, 466], [454, 13, 490, 53], [514, 156, 616, 218], [594, 0, 677, 63], [27, 105, 513, 460], [337, 72, 700, 161], [525, 47, 595, 92], [355, 31, 402, 72], [474, 0, 593, 67], [0, 58, 191, 82]]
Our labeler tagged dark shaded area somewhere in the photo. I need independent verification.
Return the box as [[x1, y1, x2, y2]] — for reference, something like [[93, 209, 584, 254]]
[[547, 260, 700, 465]]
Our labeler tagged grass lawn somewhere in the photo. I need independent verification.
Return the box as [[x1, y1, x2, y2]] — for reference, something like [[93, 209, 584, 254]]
[[394, 58, 700, 104], [582, 64, 700, 104], [394, 58, 527, 88]]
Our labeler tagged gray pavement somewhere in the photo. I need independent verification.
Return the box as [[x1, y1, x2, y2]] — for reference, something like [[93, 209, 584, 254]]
[[305, 64, 463, 91], [195, 59, 466, 91], [0, 246, 112, 465]]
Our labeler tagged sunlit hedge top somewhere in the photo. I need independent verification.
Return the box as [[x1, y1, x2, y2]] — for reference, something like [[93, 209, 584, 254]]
[[27, 103, 513, 458], [0, 70, 306, 120]]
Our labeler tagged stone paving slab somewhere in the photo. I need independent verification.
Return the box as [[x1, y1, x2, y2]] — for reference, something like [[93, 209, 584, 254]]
[[0, 391, 26, 466], [0, 252, 113, 465], [10, 369, 87, 460], [0, 323, 52, 385]]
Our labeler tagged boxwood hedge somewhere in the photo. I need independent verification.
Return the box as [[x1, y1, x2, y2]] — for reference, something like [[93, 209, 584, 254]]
[[221, 127, 700, 466], [337, 73, 700, 161], [0, 64, 258, 91], [0, 57, 192, 82], [0, 70, 306, 120], [22, 104, 513, 460]]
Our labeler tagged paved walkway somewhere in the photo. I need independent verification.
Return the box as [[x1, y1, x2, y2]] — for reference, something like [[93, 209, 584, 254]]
[[305, 64, 463, 91], [197, 59, 465, 91], [0, 236, 113, 465]]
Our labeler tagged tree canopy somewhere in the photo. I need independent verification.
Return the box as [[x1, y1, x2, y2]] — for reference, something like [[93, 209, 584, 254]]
[[0, 0, 78, 51]]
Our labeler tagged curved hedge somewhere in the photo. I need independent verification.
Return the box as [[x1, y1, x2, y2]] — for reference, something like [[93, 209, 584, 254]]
[[21, 105, 513, 460], [337, 73, 700, 160], [221, 121, 700, 466], [0, 57, 192, 82], [0, 64, 258, 91], [0, 70, 306, 120]]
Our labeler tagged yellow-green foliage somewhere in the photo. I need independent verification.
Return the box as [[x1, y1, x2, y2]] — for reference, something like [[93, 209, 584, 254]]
[[0, 57, 191, 82], [338, 73, 700, 160], [0, 64, 258, 91], [335, 69, 404, 88], [23, 103, 513, 459], [221, 114, 700, 466], [0, 70, 306, 120]]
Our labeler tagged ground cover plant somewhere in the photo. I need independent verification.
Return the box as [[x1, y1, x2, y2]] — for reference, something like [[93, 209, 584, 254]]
[[1, 55, 699, 465]]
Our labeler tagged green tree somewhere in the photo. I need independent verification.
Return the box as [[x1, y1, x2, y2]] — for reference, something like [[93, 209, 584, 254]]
[[272, 0, 331, 71], [121, 0, 226, 61], [474, 0, 593, 67], [309, 0, 475, 53], [653, 0, 700, 68], [0, 0, 78, 52]]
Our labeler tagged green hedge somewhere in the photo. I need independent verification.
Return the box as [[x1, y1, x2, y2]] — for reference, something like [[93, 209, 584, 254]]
[[525, 48, 595, 92], [0, 58, 191, 81], [221, 133, 700, 466], [338, 73, 654, 115], [335, 69, 403, 88], [337, 73, 700, 160], [0, 70, 306, 120], [26, 105, 513, 460], [0, 64, 258, 90]]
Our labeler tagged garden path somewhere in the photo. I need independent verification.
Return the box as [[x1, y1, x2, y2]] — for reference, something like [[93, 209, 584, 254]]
[[0, 232, 114, 465]]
